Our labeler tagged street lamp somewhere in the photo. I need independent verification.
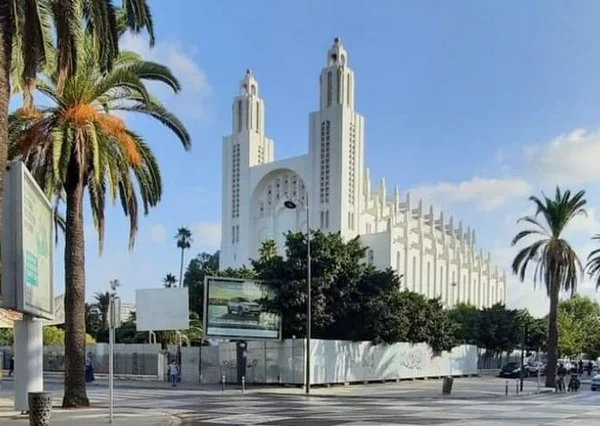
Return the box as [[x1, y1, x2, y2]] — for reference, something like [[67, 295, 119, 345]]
[[450, 282, 457, 307], [284, 198, 311, 394]]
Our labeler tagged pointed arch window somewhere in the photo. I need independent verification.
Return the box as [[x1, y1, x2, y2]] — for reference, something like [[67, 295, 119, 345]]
[[327, 71, 333, 107]]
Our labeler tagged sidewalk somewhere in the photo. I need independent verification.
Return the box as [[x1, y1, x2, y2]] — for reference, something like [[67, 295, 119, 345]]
[[0, 398, 180, 425], [254, 377, 555, 400]]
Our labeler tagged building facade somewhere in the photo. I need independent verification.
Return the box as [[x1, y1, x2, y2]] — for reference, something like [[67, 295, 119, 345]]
[[220, 38, 506, 307]]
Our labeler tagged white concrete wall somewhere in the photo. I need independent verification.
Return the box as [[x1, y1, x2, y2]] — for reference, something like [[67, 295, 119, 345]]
[[198, 339, 477, 385]]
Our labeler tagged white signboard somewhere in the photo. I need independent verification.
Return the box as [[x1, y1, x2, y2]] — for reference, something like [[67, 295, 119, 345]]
[[203, 276, 281, 340], [135, 288, 189, 331], [1, 162, 54, 320]]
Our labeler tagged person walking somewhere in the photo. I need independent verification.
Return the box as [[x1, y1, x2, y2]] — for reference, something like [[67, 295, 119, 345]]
[[8, 357, 14, 377], [168, 361, 179, 387]]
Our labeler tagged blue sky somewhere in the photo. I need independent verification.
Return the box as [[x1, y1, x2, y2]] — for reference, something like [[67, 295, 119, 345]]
[[41, 1, 600, 316]]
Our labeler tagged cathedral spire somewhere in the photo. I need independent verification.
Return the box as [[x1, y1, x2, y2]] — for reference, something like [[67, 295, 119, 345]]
[[232, 68, 264, 134], [319, 37, 355, 110]]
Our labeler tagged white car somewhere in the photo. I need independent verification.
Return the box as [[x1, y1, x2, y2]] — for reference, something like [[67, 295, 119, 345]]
[[591, 374, 600, 391]]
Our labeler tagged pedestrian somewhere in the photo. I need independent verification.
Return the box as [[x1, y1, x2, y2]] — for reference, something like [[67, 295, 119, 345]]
[[578, 359, 584, 375], [85, 358, 95, 383], [168, 361, 179, 387], [9, 357, 14, 377]]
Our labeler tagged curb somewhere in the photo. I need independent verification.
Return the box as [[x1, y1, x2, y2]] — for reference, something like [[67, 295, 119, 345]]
[[253, 388, 555, 401]]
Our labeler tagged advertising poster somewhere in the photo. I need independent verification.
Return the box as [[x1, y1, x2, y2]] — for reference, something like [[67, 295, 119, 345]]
[[204, 276, 281, 339]]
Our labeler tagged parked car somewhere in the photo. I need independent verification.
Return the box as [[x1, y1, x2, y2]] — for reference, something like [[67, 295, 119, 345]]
[[499, 362, 528, 379], [591, 373, 600, 391], [227, 297, 261, 317], [526, 362, 546, 376]]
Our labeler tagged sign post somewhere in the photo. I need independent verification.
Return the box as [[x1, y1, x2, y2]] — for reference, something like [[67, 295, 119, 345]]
[[108, 278, 121, 424], [2, 162, 54, 411]]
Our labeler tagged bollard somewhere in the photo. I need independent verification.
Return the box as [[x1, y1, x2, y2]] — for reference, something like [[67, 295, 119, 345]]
[[442, 376, 453, 395], [221, 375, 225, 391], [28, 392, 52, 426], [505, 380, 508, 396], [241, 376, 246, 393], [515, 379, 519, 395]]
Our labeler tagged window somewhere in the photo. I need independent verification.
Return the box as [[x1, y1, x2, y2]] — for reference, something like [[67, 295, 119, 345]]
[[246, 101, 250, 130], [412, 256, 417, 291], [231, 226, 235, 243], [325, 210, 330, 228], [337, 69, 342, 104], [256, 102, 260, 132], [366, 223, 372, 233], [347, 74, 351, 105], [251, 85, 256, 95], [327, 71, 333, 107], [237, 100, 242, 132], [367, 250, 374, 266], [427, 262, 431, 295], [320, 211, 325, 228]]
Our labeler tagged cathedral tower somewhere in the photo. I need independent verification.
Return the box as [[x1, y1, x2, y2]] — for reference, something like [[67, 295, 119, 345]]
[[309, 37, 365, 239], [221, 69, 274, 267]]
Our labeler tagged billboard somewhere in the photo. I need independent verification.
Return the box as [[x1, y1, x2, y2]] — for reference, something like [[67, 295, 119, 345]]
[[1, 162, 54, 320], [135, 288, 189, 331], [204, 276, 281, 340]]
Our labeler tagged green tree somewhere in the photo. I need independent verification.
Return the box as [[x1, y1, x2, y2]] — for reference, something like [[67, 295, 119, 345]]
[[162, 273, 178, 288], [84, 302, 102, 338], [0, 328, 14, 345], [8, 33, 190, 407], [448, 303, 479, 345], [175, 227, 193, 288], [511, 187, 586, 387], [557, 295, 600, 358]]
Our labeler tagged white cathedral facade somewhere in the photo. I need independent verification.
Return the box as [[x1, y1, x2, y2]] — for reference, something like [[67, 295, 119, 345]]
[[220, 38, 507, 308]]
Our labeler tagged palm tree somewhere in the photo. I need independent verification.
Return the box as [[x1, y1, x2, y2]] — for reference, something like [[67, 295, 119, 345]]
[[175, 227, 193, 287], [0, 1, 155, 301], [585, 237, 600, 290], [511, 187, 586, 388], [162, 273, 178, 288], [94, 292, 112, 329], [8, 35, 190, 407]]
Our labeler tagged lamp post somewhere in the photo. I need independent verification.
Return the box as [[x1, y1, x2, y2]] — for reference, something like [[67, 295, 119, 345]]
[[284, 198, 311, 394], [450, 282, 457, 307]]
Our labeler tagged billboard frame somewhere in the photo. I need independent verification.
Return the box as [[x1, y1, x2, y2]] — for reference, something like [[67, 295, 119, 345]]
[[1, 161, 54, 320], [203, 276, 282, 341], [135, 287, 190, 332]]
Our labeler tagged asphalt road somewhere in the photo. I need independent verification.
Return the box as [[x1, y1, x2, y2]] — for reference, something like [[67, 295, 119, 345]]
[[2, 377, 599, 425]]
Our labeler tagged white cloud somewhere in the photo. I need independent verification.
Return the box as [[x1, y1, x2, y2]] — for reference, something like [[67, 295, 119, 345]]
[[410, 177, 531, 211], [119, 34, 211, 119], [147, 224, 166, 243], [526, 128, 600, 184], [192, 222, 221, 250]]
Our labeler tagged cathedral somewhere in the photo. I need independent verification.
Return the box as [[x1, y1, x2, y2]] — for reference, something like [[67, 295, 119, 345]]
[[220, 38, 506, 308]]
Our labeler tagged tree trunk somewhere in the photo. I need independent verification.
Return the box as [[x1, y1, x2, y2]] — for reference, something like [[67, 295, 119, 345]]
[[545, 278, 559, 388], [0, 0, 14, 293], [62, 173, 89, 407], [179, 248, 185, 288]]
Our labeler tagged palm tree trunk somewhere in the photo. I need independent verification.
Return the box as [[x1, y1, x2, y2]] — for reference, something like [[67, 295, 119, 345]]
[[62, 174, 89, 407], [545, 278, 559, 388], [0, 0, 14, 292], [179, 248, 185, 288]]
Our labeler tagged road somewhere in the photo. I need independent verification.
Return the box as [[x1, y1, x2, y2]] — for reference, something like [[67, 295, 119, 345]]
[[1, 378, 599, 425]]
